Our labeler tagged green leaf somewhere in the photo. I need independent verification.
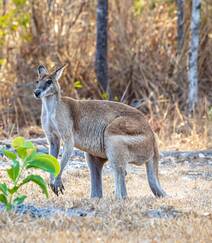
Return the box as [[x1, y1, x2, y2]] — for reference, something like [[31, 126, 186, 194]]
[[23, 141, 35, 149], [12, 0, 27, 7], [3, 150, 17, 160], [8, 186, 18, 194], [12, 137, 25, 150], [12, 138, 36, 159], [25, 150, 36, 162], [0, 183, 8, 196], [0, 194, 7, 205], [101, 92, 109, 100], [26, 153, 60, 177], [13, 195, 27, 205], [74, 80, 83, 89], [26, 147, 37, 157], [19, 175, 48, 198], [7, 160, 20, 182], [16, 147, 27, 159]]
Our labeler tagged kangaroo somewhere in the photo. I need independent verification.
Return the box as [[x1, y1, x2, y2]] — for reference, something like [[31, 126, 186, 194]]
[[33, 64, 166, 199]]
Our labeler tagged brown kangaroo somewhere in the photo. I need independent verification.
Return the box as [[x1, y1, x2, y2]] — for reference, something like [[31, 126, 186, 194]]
[[33, 64, 166, 199]]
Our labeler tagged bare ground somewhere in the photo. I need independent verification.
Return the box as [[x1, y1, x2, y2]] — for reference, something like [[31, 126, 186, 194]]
[[0, 149, 212, 242]]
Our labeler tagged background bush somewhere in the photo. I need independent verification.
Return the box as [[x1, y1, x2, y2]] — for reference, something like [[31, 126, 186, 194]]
[[0, 0, 211, 135]]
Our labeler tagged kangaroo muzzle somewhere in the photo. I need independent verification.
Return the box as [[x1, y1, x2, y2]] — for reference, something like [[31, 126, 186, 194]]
[[34, 89, 41, 98]]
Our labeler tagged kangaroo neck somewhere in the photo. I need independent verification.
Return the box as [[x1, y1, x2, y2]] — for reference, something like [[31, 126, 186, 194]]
[[41, 94, 60, 114]]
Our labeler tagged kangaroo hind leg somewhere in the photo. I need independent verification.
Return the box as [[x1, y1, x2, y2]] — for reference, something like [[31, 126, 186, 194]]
[[85, 153, 106, 198], [109, 159, 127, 199]]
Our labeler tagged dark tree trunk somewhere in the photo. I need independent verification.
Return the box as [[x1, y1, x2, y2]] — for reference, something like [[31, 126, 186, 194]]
[[95, 0, 109, 96], [176, 0, 185, 54]]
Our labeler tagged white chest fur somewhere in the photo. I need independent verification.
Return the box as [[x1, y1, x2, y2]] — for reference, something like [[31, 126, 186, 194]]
[[41, 96, 60, 135]]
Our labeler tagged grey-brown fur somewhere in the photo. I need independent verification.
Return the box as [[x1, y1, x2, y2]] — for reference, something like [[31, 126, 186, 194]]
[[34, 65, 166, 199]]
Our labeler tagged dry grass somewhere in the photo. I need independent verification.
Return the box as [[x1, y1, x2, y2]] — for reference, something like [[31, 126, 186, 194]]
[[158, 118, 211, 151], [0, 0, 211, 131], [0, 156, 212, 242]]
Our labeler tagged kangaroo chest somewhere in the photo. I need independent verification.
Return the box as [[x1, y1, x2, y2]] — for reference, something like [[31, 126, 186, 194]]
[[41, 98, 70, 139], [42, 110, 59, 134]]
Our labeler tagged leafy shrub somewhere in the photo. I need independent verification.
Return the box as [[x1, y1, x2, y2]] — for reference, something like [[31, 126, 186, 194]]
[[0, 137, 60, 211]]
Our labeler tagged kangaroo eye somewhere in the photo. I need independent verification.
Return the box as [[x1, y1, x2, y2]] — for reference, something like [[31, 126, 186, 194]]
[[36, 80, 39, 84], [46, 79, 52, 85]]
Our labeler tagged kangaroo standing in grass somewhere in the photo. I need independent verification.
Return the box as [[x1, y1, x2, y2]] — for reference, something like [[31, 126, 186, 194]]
[[33, 64, 166, 199]]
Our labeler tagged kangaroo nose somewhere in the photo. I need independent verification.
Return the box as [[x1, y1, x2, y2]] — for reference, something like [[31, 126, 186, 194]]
[[34, 89, 41, 98]]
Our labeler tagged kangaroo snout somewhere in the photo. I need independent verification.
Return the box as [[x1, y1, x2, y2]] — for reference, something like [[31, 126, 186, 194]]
[[34, 89, 41, 98]]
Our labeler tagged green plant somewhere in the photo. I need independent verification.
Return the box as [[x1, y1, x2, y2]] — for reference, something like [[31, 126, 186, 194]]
[[0, 0, 31, 48], [0, 137, 60, 211], [208, 106, 212, 121], [133, 0, 145, 15], [101, 92, 109, 100], [74, 80, 83, 89]]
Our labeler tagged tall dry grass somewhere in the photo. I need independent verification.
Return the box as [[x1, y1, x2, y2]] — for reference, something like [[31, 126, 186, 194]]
[[0, 0, 211, 148]]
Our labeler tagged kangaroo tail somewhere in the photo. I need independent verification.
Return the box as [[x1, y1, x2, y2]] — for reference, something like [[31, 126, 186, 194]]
[[146, 133, 166, 197], [153, 134, 160, 179]]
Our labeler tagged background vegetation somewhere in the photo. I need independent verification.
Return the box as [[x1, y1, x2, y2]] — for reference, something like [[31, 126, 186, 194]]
[[0, 0, 211, 149]]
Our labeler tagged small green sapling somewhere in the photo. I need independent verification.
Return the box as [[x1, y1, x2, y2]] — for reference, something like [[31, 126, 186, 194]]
[[0, 137, 60, 211]]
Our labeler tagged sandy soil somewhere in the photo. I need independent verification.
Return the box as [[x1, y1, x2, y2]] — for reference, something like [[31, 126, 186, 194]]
[[0, 152, 212, 242]]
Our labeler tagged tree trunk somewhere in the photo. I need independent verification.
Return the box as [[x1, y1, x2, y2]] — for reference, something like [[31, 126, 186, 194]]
[[176, 0, 185, 54], [95, 0, 109, 96], [188, 0, 201, 113]]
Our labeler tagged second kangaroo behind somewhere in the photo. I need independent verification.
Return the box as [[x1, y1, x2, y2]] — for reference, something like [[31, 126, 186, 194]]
[[34, 64, 166, 199]]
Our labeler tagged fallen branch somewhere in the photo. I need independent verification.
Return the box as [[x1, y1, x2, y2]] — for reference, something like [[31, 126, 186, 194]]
[[160, 150, 212, 159], [0, 138, 47, 147]]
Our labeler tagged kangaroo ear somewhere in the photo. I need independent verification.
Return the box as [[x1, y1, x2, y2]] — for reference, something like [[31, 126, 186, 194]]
[[52, 64, 67, 81], [37, 65, 48, 78]]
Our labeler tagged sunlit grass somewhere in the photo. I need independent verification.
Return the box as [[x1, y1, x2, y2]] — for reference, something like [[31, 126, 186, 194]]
[[0, 159, 211, 242]]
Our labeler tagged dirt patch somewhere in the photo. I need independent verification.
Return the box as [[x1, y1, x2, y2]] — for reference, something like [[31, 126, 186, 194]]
[[0, 204, 95, 218], [144, 206, 183, 219]]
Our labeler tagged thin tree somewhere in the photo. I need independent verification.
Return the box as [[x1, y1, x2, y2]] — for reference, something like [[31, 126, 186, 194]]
[[176, 0, 185, 54], [95, 0, 110, 98], [188, 0, 201, 113]]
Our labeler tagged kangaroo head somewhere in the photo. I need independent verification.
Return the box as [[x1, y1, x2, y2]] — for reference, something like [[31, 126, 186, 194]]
[[34, 64, 66, 99]]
